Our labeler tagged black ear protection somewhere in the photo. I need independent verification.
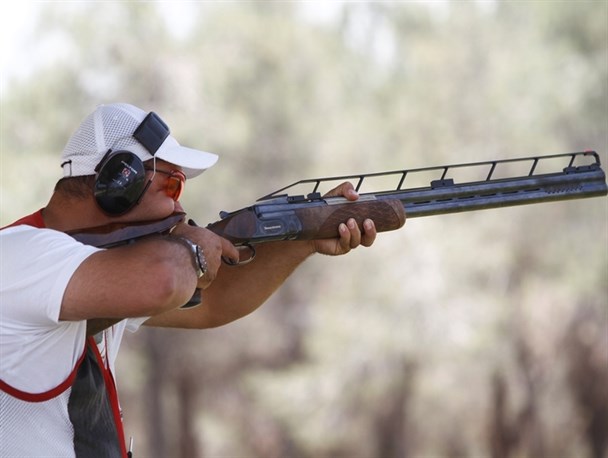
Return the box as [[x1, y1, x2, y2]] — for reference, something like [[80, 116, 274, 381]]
[[93, 112, 170, 215]]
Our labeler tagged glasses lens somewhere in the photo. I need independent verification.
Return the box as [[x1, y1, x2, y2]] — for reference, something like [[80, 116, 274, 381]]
[[166, 171, 185, 201]]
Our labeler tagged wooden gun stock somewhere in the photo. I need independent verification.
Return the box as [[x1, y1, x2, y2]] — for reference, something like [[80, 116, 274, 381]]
[[208, 198, 406, 245]]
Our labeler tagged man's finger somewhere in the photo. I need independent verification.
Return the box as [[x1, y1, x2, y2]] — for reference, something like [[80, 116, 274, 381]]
[[361, 219, 376, 247], [347, 218, 361, 248]]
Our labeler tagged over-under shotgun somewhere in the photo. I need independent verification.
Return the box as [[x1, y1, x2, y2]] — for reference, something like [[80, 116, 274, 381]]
[[208, 151, 607, 246]]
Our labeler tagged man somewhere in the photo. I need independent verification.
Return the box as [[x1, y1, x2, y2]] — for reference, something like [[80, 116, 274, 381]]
[[0, 103, 379, 456]]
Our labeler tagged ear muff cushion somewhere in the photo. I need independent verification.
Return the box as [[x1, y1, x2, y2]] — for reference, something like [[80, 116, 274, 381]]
[[94, 151, 147, 215]]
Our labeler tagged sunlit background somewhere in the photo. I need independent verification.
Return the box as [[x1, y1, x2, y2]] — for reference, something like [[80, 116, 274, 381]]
[[1, 2, 606, 457]]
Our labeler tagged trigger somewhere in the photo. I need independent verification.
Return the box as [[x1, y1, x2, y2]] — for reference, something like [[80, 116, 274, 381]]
[[222, 244, 256, 266]]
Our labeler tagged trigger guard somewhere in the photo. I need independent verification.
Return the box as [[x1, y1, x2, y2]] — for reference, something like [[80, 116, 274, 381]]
[[222, 244, 256, 266]]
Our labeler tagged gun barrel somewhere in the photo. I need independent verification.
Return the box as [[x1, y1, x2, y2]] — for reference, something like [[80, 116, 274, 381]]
[[385, 167, 607, 218], [258, 151, 607, 219]]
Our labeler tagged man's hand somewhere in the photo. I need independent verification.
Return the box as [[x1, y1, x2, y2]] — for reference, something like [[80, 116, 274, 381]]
[[312, 182, 377, 256], [171, 223, 239, 289]]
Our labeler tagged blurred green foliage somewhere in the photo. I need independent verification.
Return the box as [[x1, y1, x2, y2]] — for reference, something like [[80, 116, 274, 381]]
[[1, 2, 606, 457]]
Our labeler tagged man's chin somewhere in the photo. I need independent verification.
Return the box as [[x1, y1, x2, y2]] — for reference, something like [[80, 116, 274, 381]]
[[174, 202, 185, 214]]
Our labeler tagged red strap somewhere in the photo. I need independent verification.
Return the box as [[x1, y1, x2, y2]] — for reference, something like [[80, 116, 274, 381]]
[[87, 336, 128, 458], [3, 209, 46, 229], [0, 344, 87, 402]]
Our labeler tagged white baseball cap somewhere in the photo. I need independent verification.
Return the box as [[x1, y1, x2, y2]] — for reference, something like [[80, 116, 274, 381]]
[[60, 103, 218, 179]]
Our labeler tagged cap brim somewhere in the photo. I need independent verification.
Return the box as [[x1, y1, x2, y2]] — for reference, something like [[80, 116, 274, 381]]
[[155, 137, 219, 179]]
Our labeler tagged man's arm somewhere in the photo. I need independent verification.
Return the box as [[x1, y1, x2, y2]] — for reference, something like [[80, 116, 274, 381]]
[[61, 236, 202, 321], [144, 182, 377, 329]]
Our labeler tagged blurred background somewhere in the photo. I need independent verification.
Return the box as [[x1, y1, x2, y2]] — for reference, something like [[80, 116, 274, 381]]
[[1, 2, 606, 457]]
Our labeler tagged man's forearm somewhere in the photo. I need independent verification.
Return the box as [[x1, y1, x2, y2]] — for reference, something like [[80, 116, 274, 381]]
[[200, 240, 315, 327], [143, 240, 315, 329]]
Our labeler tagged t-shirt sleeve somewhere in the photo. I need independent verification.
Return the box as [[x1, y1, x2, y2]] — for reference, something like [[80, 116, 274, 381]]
[[124, 317, 148, 332], [0, 225, 101, 326]]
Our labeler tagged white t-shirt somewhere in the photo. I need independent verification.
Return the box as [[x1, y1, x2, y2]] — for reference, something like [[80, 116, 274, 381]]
[[1, 225, 99, 391], [0, 219, 147, 456]]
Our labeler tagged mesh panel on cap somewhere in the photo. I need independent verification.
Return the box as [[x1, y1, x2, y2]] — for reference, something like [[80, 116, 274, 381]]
[[99, 105, 143, 151], [61, 104, 152, 177]]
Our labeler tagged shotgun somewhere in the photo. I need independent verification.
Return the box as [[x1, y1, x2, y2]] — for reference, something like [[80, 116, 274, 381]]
[[207, 151, 607, 249]]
